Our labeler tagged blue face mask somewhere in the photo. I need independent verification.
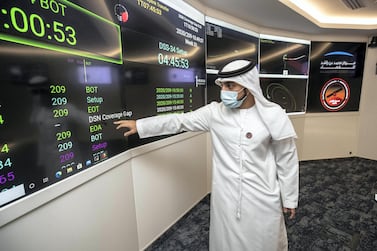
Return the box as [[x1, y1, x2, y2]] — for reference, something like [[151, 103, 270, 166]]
[[220, 88, 247, 108]]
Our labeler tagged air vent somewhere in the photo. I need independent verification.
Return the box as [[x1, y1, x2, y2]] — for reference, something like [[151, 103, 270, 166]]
[[341, 0, 365, 9]]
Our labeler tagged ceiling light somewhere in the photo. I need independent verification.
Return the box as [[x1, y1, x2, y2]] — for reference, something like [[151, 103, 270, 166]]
[[279, 0, 377, 29]]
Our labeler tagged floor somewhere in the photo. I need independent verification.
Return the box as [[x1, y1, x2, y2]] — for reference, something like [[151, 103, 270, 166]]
[[145, 157, 377, 250]]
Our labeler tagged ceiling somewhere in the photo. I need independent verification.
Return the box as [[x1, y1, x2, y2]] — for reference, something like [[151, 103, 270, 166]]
[[193, 0, 377, 37]]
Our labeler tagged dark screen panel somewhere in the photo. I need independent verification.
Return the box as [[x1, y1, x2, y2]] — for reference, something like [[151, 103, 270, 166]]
[[259, 35, 310, 113], [260, 77, 307, 113], [260, 36, 310, 76], [206, 18, 259, 71], [205, 18, 259, 103], [307, 41, 366, 112], [0, 0, 205, 208]]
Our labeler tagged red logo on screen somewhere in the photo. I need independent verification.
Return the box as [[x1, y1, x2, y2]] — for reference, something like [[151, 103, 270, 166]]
[[320, 78, 350, 111], [114, 4, 129, 23]]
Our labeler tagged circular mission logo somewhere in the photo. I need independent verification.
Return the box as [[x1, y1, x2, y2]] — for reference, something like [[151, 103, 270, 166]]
[[320, 78, 350, 111]]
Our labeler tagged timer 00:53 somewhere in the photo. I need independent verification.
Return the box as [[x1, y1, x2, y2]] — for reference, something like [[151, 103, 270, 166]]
[[2, 7, 77, 46]]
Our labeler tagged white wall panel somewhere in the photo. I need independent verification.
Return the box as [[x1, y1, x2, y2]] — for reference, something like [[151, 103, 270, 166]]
[[0, 160, 139, 251], [131, 133, 208, 249]]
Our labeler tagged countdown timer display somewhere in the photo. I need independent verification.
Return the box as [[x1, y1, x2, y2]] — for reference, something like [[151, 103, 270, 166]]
[[1, 7, 76, 44], [0, 0, 122, 64]]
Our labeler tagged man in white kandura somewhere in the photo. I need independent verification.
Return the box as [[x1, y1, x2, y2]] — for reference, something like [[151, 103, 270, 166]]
[[114, 59, 299, 251]]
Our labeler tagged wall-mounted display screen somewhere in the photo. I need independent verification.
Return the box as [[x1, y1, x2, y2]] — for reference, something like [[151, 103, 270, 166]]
[[205, 17, 259, 103], [260, 77, 307, 113], [307, 41, 366, 112], [116, 0, 206, 147], [259, 34, 310, 113], [0, 0, 205, 209], [206, 17, 259, 71], [259, 34, 310, 76]]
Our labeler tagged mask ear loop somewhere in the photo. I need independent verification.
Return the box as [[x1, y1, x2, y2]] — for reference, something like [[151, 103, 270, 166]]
[[237, 88, 248, 101]]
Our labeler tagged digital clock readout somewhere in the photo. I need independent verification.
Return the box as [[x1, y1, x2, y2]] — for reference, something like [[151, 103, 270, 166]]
[[0, 0, 122, 64], [1, 7, 77, 45]]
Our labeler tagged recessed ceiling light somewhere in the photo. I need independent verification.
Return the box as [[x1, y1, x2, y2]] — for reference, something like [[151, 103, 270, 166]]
[[279, 0, 377, 29]]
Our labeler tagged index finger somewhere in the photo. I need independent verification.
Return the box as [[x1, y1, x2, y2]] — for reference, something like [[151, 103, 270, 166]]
[[113, 120, 130, 130]]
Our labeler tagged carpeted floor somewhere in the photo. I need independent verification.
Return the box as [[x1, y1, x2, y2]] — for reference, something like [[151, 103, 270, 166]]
[[145, 157, 377, 251]]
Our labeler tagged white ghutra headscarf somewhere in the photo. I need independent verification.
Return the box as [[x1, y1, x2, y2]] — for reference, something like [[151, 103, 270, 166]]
[[215, 59, 297, 140]]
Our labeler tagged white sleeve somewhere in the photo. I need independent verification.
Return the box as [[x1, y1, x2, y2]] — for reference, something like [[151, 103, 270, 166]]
[[136, 104, 212, 138], [272, 138, 299, 209]]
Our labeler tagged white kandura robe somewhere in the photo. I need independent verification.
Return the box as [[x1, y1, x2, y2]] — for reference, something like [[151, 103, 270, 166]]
[[136, 102, 299, 251]]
